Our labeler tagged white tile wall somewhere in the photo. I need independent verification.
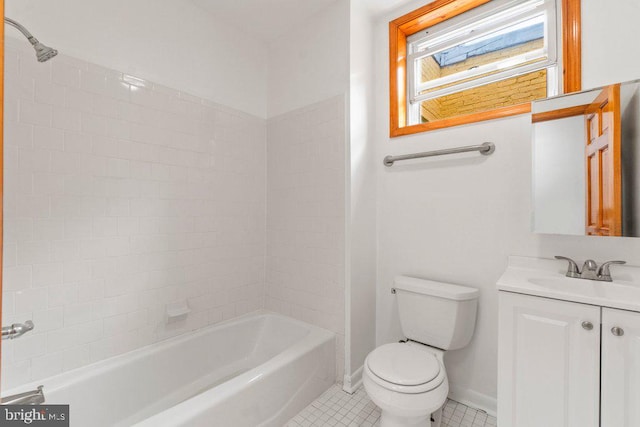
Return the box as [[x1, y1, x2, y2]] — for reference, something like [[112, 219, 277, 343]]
[[2, 39, 267, 389], [265, 96, 346, 381]]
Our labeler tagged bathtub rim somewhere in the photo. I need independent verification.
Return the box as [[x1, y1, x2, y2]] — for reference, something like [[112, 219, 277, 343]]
[[1, 310, 335, 398], [135, 313, 336, 426]]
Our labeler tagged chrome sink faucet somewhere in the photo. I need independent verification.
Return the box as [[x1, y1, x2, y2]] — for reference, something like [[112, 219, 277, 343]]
[[555, 256, 626, 282]]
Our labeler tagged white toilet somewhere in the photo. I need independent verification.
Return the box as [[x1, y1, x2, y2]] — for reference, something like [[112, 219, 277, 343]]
[[363, 276, 479, 427]]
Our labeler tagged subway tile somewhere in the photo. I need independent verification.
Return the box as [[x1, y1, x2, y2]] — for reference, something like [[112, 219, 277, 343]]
[[53, 106, 82, 131], [106, 158, 130, 178], [17, 240, 52, 265], [4, 50, 269, 387], [6, 72, 35, 101], [13, 334, 47, 361], [47, 285, 78, 309], [64, 131, 92, 153], [4, 218, 33, 245], [92, 217, 118, 238], [91, 93, 119, 118], [19, 51, 52, 82], [5, 121, 34, 149], [30, 351, 64, 381], [105, 198, 130, 217], [52, 60, 81, 88], [62, 345, 91, 371], [63, 301, 101, 326], [33, 219, 65, 241], [80, 69, 107, 95], [32, 263, 64, 288], [81, 112, 107, 135], [18, 147, 50, 172], [34, 125, 64, 151], [65, 87, 93, 112], [33, 172, 65, 196], [33, 310, 63, 333], [63, 260, 94, 284], [35, 80, 66, 107], [91, 135, 119, 157], [14, 288, 48, 315]]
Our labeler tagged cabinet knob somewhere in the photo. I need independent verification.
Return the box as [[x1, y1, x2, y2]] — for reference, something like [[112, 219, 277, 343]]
[[581, 321, 594, 331], [611, 326, 624, 336]]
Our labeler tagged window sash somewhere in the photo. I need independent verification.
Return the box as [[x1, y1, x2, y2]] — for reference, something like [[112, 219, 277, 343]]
[[406, 0, 557, 118], [412, 51, 551, 103], [407, 0, 548, 52]]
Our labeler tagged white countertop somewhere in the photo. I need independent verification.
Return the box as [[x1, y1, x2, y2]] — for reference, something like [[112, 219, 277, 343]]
[[497, 256, 640, 312]]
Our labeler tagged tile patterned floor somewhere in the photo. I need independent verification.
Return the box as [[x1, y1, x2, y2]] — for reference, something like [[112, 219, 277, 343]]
[[285, 385, 497, 427]]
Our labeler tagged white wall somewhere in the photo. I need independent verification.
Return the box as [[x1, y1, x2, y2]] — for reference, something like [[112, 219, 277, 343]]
[[344, 0, 377, 392], [5, 0, 268, 118], [582, 0, 640, 90], [266, 0, 350, 118], [373, 0, 640, 415]]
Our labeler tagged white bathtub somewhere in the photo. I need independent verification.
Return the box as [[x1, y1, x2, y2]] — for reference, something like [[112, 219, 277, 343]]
[[2, 312, 335, 427]]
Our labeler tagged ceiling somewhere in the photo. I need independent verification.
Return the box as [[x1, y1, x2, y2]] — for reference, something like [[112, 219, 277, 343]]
[[192, 0, 415, 42], [192, 0, 340, 42]]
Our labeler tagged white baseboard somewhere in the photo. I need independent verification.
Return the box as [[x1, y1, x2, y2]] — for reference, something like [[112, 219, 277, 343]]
[[342, 365, 363, 394], [448, 384, 497, 418]]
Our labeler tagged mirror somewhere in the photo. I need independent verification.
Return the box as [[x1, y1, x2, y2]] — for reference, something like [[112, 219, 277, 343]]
[[532, 79, 640, 237]]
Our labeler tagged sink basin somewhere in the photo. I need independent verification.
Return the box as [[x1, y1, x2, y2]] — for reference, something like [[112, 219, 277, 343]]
[[498, 256, 640, 312]]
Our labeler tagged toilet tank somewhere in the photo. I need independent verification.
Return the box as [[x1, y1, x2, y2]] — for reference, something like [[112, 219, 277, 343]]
[[394, 276, 479, 351]]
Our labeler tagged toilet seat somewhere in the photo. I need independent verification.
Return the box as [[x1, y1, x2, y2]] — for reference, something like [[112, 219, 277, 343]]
[[365, 343, 446, 394]]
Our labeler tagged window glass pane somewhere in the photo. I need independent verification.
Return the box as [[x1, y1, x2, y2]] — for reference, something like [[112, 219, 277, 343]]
[[416, 16, 546, 96], [419, 69, 547, 123]]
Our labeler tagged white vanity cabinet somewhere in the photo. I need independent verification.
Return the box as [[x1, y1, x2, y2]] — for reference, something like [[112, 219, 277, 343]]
[[601, 308, 640, 427], [498, 292, 601, 427], [497, 256, 640, 427], [498, 291, 640, 427]]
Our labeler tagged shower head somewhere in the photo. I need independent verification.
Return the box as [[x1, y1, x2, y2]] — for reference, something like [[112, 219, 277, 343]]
[[33, 41, 58, 62], [4, 17, 58, 62]]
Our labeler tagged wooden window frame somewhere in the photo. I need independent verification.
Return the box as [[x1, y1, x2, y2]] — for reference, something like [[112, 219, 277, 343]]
[[389, 0, 581, 137]]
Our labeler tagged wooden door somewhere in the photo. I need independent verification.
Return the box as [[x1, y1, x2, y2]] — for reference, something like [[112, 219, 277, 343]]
[[585, 84, 622, 236], [498, 292, 601, 427], [601, 308, 640, 427]]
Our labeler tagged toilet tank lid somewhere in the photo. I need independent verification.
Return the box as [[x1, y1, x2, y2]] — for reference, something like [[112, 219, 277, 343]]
[[394, 276, 479, 301]]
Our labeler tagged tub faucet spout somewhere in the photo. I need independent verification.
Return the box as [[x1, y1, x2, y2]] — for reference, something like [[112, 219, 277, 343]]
[[1, 386, 45, 405]]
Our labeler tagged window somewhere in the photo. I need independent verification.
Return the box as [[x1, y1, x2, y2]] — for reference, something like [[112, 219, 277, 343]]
[[389, 0, 581, 137]]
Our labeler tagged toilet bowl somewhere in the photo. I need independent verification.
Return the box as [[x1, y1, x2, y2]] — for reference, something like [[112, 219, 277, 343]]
[[363, 276, 479, 427], [363, 342, 449, 427]]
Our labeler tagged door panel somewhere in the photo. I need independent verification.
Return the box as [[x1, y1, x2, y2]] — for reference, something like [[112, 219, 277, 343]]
[[585, 84, 622, 236], [498, 292, 600, 427], [601, 308, 640, 427]]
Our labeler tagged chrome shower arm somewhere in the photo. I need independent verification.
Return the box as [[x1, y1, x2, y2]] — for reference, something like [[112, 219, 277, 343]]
[[4, 17, 37, 44]]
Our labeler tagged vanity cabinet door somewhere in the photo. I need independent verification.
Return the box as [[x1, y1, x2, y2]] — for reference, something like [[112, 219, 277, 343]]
[[601, 308, 640, 427], [498, 292, 601, 427]]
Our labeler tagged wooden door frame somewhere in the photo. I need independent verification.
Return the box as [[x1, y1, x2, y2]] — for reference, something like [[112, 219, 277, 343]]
[[1, 0, 5, 388]]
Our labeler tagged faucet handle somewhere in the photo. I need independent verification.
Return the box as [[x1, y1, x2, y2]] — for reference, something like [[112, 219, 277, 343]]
[[597, 260, 626, 282], [582, 259, 598, 272], [555, 256, 581, 278]]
